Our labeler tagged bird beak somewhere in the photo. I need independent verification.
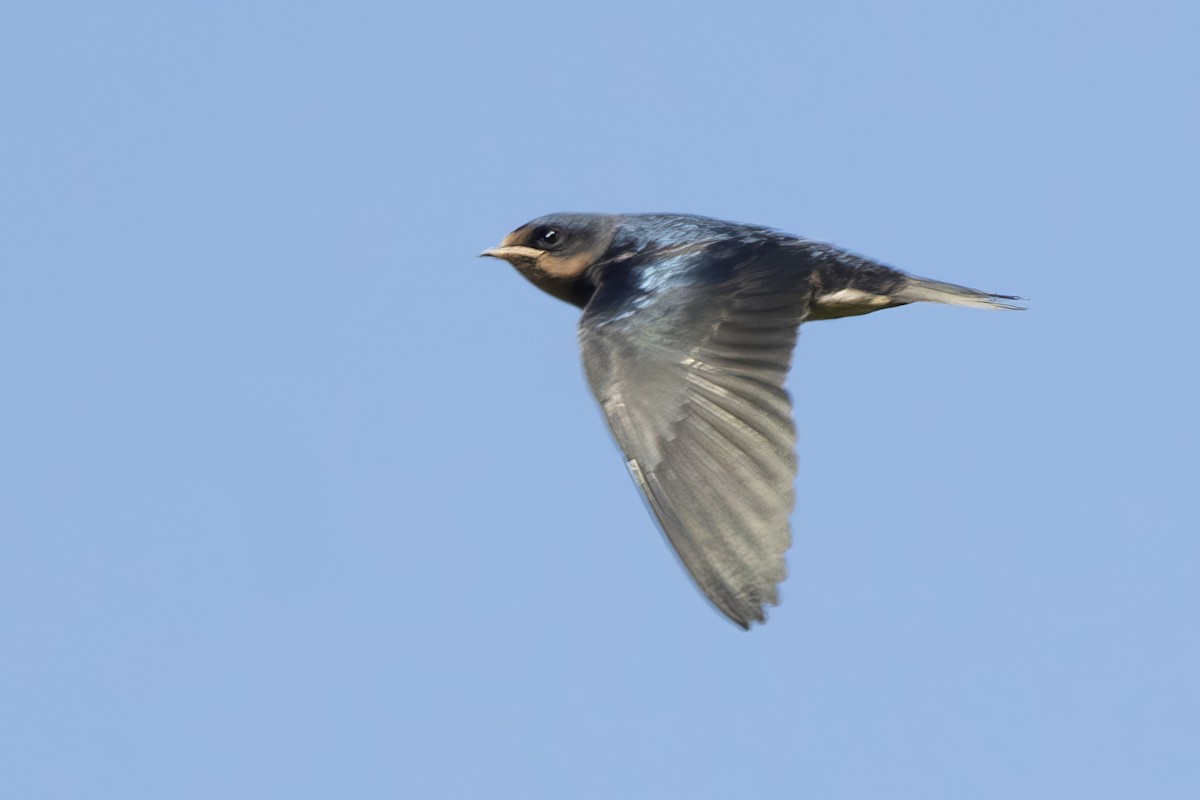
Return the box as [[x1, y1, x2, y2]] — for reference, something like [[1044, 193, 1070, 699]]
[[479, 245, 543, 261]]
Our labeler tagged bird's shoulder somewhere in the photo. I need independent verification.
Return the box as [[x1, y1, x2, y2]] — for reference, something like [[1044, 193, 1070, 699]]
[[580, 226, 817, 332]]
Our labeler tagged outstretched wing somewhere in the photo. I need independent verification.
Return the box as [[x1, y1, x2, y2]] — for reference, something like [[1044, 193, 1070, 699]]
[[579, 238, 817, 627]]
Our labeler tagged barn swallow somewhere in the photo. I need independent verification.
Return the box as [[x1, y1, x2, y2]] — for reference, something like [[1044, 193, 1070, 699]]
[[482, 213, 1023, 629]]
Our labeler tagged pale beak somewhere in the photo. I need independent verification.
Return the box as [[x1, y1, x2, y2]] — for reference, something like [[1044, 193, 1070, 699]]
[[479, 245, 543, 260]]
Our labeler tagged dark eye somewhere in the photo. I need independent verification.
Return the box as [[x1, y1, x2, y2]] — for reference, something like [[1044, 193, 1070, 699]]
[[532, 226, 566, 250]]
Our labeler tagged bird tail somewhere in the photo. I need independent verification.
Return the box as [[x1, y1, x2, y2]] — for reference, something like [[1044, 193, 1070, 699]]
[[895, 275, 1026, 311]]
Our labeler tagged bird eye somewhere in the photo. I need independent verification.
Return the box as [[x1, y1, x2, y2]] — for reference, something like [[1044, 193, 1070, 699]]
[[532, 226, 566, 250]]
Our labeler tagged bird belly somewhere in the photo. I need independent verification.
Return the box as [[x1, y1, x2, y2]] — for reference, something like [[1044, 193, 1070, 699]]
[[808, 288, 901, 320]]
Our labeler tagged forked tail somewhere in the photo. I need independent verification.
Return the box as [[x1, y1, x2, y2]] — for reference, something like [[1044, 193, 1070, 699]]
[[897, 275, 1026, 311]]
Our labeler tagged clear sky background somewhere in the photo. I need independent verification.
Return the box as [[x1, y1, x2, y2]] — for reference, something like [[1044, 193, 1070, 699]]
[[2, 2, 1197, 798]]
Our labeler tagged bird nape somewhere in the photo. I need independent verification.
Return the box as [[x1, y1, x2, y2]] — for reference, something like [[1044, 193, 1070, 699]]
[[482, 212, 1024, 629]]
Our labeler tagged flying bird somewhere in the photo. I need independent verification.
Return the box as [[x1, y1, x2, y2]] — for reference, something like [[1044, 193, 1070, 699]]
[[482, 213, 1022, 628]]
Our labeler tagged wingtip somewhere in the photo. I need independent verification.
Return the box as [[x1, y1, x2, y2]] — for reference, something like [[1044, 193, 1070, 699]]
[[719, 596, 775, 630]]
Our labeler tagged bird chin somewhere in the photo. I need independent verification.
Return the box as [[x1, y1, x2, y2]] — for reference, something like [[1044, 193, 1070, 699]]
[[515, 260, 591, 307]]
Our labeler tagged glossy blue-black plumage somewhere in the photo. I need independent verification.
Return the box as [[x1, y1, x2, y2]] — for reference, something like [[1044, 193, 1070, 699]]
[[485, 212, 1023, 627]]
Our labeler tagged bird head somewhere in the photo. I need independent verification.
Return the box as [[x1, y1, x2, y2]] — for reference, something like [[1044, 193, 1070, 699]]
[[480, 214, 621, 307]]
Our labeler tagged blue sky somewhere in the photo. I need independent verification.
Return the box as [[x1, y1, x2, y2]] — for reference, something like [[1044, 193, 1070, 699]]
[[2, 2, 1197, 798]]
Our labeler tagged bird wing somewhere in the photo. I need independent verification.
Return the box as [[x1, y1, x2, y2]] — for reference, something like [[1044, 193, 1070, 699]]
[[579, 239, 815, 627]]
